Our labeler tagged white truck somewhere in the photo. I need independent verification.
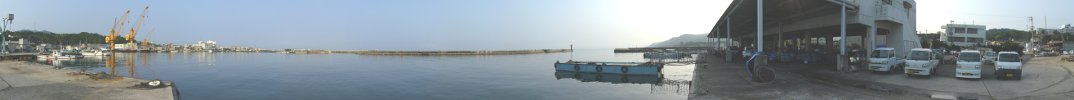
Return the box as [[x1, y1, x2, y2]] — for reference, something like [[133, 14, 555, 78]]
[[869, 48, 904, 73], [905, 48, 940, 77], [955, 50, 983, 79], [994, 51, 1023, 80], [983, 51, 997, 64]]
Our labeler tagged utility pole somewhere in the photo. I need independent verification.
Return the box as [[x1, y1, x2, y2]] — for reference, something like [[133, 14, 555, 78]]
[[1029, 16, 1035, 53], [2, 14, 12, 54]]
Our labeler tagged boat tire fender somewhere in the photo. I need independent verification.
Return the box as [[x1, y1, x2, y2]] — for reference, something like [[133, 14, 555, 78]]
[[621, 66, 629, 73], [596, 65, 603, 72], [574, 65, 580, 71]]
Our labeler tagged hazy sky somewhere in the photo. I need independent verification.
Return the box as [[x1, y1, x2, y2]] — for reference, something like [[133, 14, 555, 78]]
[[0, 0, 1070, 50], [916, 0, 1074, 33]]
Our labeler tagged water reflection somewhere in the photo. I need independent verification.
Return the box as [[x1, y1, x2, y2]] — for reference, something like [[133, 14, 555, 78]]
[[552, 68, 693, 95], [33, 52, 165, 79], [554, 71, 663, 84]]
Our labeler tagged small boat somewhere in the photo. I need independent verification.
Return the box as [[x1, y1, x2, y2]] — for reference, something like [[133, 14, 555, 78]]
[[42, 51, 83, 59], [81, 50, 111, 56], [553, 61, 663, 75]]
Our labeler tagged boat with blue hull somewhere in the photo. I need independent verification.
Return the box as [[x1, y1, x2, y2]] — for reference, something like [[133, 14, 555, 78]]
[[553, 61, 663, 75]]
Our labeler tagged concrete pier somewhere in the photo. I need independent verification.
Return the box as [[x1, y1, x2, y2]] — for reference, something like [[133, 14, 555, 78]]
[[0, 61, 177, 100], [689, 53, 928, 99]]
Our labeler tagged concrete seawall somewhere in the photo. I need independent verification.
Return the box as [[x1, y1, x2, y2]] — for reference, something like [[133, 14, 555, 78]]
[[0, 61, 177, 100]]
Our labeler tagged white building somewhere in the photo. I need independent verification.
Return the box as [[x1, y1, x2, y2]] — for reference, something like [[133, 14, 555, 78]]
[[1037, 24, 1074, 35], [941, 24, 987, 47], [193, 40, 217, 50]]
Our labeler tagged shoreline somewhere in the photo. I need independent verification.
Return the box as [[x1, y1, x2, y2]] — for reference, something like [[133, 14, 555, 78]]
[[0, 61, 177, 100], [286, 49, 573, 55]]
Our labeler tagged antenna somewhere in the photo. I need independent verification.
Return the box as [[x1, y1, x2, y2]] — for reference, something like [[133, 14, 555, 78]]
[[569, 44, 574, 61]]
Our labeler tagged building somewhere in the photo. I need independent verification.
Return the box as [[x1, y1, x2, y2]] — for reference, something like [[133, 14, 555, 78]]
[[940, 24, 987, 47], [1037, 24, 1074, 35], [192, 40, 217, 50], [707, 0, 919, 71]]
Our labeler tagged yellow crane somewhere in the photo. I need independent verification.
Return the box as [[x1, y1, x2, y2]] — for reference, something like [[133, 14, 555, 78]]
[[142, 28, 155, 51], [107, 9, 132, 51], [127, 5, 149, 49]]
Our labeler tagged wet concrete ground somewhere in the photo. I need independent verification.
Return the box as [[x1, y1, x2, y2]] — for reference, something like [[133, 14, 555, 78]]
[[0, 61, 176, 100], [690, 53, 1074, 99], [688, 54, 928, 100]]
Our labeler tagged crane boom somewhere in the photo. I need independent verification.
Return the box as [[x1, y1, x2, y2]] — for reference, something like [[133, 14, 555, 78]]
[[128, 5, 149, 49], [142, 28, 155, 50], [109, 10, 132, 50]]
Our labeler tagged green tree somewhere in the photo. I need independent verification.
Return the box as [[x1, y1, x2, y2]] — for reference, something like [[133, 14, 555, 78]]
[[986, 28, 1031, 42], [1, 30, 137, 45]]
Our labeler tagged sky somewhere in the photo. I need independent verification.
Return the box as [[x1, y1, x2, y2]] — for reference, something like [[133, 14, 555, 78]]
[[916, 0, 1074, 33], [0, 0, 1070, 50]]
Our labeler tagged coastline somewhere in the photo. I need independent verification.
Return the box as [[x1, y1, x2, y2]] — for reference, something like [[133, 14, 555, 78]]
[[285, 49, 573, 55], [0, 61, 177, 100]]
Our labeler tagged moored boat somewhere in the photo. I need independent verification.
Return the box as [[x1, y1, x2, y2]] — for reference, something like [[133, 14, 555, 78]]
[[40, 51, 83, 59], [553, 61, 663, 75], [81, 50, 111, 56]]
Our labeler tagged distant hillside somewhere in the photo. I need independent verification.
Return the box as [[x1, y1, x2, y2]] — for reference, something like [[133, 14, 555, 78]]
[[648, 34, 713, 47], [2, 30, 135, 45]]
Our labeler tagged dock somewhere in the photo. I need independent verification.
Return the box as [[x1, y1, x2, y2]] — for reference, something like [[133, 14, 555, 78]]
[[0, 61, 178, 100], [0, 53, 38, 60]]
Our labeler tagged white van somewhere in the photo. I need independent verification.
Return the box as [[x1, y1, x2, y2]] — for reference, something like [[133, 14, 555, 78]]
[[955, 50, 983, 79], [905, 48, 939, 77], [995, 51, 1023, 80], [869, 48, 903, 73]]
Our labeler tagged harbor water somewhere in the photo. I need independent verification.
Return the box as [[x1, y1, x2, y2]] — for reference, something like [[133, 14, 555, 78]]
[[33, 49, 694, 100]]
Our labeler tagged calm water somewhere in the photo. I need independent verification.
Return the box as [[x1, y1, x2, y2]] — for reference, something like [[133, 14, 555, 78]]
[[35, 49, 694, 100]]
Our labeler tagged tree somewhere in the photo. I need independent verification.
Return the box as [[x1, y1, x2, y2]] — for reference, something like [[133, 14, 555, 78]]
[[1, 30, 135, 45], [986, 28, 1031, 42], [988, 41, 1025, 54]]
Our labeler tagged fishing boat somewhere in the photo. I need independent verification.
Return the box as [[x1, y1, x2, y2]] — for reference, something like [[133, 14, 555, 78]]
[[81, 50, 111, 56], [39, 51, 83, 59], [553, 61, 663, 75]]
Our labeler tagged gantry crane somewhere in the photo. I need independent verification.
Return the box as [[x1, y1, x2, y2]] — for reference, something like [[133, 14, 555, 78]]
[[127, 6, 149, 50]]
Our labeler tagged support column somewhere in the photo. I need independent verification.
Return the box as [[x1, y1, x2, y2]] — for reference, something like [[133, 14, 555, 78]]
[[755, 0, 766, 65], [778, 22, 783, 56], [838, 0, 849, 72], [866, 25, 877, 71], [725, 17, 734, 62], [715, 28, 720, 51]]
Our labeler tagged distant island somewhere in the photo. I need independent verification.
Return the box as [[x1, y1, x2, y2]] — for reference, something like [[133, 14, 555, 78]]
[[647, 34, 714, 47]]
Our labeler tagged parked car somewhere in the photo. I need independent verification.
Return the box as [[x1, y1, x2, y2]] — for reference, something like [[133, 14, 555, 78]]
[[995, 51, 1023, 80], [869, 48, 903, 73], [983, 51, 997, 64], [955, 50, 983, 79], [905, 48, 940, 77]]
